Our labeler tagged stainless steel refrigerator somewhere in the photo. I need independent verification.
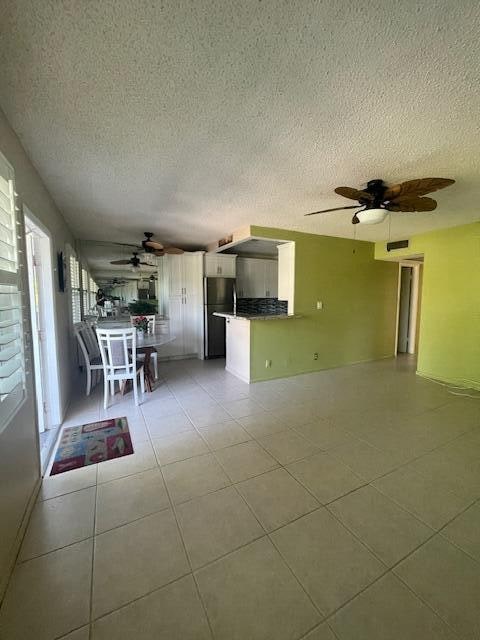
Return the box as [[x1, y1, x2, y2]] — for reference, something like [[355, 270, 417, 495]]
[[204, 277, 235, 358]]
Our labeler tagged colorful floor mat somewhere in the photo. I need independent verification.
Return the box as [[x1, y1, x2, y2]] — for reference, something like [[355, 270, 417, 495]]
[[50, 416, 134, 475]]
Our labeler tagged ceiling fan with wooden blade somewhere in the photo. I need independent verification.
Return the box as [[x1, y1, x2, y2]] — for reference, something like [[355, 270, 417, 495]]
[[306, 177, 455, 225], [110, 252, 154, 267], [141, 232, 184, 256]]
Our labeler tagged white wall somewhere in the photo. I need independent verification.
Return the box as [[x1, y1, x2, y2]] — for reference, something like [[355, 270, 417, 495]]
[[0, 108, 76, 595]]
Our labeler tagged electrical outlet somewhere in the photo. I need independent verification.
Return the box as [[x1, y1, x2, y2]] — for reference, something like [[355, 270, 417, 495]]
[[316, 301, 323, 310], [313, 352, 318, 360], [265, 359, 272, 368]]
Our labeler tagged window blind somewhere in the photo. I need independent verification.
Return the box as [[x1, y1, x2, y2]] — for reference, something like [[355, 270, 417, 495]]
[[89, 276, 97, 310], [81, 266, 89, 316], [69, 253, 81, 323], [0, 153, 25, 429]]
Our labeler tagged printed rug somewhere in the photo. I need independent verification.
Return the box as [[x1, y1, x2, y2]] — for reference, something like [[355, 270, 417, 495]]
[[51, 416, 134, 475]]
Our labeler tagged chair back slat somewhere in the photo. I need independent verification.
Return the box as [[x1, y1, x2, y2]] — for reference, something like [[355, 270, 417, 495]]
[[82, 320, 101, 359], [96, 327, 137, 377], [74, 322, 90, 366]]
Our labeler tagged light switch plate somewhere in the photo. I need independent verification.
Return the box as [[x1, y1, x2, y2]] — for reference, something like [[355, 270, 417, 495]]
[[316, 301, 323, 310]]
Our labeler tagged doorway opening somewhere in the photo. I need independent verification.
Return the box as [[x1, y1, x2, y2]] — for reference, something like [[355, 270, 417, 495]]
[[396, 261, 422, 355], [25, 210, 61, 471]]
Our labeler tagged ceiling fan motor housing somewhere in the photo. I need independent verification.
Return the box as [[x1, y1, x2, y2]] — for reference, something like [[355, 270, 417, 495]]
[[365, 179, 387, 207]]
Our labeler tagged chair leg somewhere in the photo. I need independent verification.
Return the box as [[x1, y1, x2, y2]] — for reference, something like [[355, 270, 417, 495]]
[[140, 369, 145, 394], [110, 379, 115, 396], [153, 353, 158, 380], [103, 377, 109, 410], [86, 367, 91, 396], [133, 375, 139, 406]]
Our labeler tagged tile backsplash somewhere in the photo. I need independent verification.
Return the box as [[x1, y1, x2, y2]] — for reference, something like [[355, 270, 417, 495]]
[[236, 298, 288, 315]]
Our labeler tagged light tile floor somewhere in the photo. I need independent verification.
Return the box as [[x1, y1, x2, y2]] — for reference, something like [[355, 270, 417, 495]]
[[1, 356, 480, 639]]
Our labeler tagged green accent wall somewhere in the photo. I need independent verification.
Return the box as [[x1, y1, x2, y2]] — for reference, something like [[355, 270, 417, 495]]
[[375, 221, 480, 390], [248, 226, 399, 382]]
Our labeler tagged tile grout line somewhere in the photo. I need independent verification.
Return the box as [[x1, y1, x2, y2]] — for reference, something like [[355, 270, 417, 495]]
[[22, 361, 479, 639], [88, 464, 99, 640], [147, 383, 217, 640]]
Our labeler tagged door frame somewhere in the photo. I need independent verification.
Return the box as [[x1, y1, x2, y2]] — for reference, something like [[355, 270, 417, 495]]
[[394, 261, 421, 356], [24, 208, 62, 429]]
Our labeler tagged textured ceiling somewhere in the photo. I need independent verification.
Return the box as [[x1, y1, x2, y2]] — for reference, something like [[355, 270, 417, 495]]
[[1, 1, 479, 252]]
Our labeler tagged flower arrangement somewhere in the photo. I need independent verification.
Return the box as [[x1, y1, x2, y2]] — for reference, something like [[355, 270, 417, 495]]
[[132, 315, 150, 333]]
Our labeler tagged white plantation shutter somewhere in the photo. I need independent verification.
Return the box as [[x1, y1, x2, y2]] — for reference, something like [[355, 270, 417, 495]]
[[69, 252, 81, 323], [81, 266, 89, 316], [89, 276, 97, 309], [0, 153, 26, 430]]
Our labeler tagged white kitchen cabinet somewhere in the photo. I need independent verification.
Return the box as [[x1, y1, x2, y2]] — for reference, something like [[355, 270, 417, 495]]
[[235, 258, 254, 298], [225, 317, 250, 382], [236, 257, 278, 298], [264, 260, 278, 298], [167, 255, 184, 297], [204, 253, 236, 278], [158, 253, 204, 358], [277, 242, 295, 313]]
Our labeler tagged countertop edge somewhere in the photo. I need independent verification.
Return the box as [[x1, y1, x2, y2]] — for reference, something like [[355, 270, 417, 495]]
[[213, 312, 301, 321]]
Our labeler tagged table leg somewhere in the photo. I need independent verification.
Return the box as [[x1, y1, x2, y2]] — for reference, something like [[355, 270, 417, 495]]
[[142, 348, 154, 392]]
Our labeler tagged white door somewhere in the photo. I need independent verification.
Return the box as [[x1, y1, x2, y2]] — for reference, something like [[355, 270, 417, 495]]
[[25, 230, 46, 432], [168, 255, 184, 297], [183, 253, 201, 297], [24, 212, 61, 448], [182, 295, 199, 355], [163, 296, 184, 356]]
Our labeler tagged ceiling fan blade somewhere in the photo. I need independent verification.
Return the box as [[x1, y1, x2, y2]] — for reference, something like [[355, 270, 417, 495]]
[[384, 178, 454, 200], [305, 205, 361, 217], [334, 187, 374, 202], [144, 240, 164, 251], [110, 242, 142, 249], [139, 261, 156, 266], [110, 259, 131, 265], [163, 246, 184, 254], [385, 196, 437, 212]]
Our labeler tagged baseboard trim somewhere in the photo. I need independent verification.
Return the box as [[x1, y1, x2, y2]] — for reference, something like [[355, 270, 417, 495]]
[[417, 370, 480, 392], [225, 366, 251, 384]]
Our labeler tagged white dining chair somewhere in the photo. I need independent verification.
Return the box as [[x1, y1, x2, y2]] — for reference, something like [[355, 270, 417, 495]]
[[96, 327, 145, 408], [130, 314, 158, 379], [74, 322, 103, 395]]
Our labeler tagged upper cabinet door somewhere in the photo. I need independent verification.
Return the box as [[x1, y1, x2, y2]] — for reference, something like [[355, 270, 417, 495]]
[[204, 254, 236, 278], [264, 260, 278, 298], [183, 253, 202, 297], [236, 257, 247, 297], [236, 258, 279, 298], [167, 255, 184, 297], [249, 259, 266, 298]]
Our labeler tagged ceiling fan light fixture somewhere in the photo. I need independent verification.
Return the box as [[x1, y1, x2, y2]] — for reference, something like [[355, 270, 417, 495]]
[[355, 207, 387, 225]]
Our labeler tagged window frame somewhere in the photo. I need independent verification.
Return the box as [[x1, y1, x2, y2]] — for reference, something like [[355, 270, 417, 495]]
[[0, 152, 26, 432]]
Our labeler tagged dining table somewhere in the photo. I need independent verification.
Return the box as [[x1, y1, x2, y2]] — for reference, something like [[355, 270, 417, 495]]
[[98, 319, 175, 392], [135, 331, 176, 392]]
